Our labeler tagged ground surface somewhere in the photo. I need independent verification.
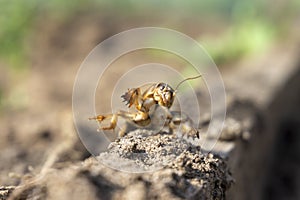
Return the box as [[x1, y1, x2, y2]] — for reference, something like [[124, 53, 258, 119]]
[[1, 130, 233, 200]]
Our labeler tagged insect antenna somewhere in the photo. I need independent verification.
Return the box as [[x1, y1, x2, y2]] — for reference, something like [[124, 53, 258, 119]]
[[175, 74, 202, 91]]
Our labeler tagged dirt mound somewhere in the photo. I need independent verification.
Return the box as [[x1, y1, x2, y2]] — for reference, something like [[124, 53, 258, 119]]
[[3, 130, 232, 200]]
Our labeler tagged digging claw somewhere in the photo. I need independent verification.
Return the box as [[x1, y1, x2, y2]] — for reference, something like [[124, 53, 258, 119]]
[[89, 115, 106, 122]]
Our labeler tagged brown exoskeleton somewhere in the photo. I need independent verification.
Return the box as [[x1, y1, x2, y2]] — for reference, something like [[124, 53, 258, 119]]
[[89, 75, 202, 138]]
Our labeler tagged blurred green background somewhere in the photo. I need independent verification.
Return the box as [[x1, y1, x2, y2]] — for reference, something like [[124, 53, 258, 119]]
[[0, 0, 299, 112], [1, 0, 299, 68], [0, 0, 300, 67]]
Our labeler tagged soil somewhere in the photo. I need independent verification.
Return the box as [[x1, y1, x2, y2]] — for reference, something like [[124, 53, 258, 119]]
[[2, 129, 233, 200]]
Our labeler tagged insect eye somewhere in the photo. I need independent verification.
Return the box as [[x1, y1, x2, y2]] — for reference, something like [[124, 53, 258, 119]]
[[159, 85, 165, 91]]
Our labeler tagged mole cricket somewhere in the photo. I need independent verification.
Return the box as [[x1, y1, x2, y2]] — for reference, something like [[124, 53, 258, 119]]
[[89, 75, 202, 138]]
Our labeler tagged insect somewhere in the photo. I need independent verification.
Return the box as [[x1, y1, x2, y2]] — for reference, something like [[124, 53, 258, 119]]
[[89, 74, 202, 138]]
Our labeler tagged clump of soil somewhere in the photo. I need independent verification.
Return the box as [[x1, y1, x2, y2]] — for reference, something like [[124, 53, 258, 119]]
[[3, 129, 232, 200], [99, 130, 193, 172]]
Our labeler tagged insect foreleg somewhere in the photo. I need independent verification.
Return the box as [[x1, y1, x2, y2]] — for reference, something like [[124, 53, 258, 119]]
[[89, 110, 150, 131], [89, 113, 118, 131]]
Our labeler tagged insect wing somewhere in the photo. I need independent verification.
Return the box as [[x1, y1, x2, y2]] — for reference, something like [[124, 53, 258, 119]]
[[121, 88, 137, 107]]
